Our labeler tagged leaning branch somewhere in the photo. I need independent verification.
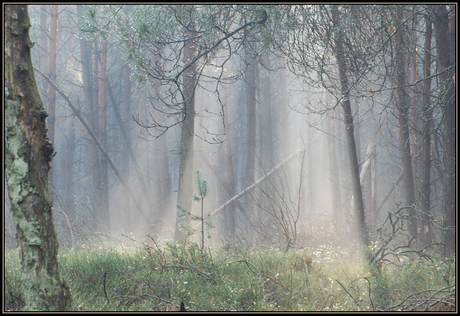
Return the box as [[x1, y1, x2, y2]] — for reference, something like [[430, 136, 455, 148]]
[[34, 67, 152, 226], [197, 148, 305, 226]]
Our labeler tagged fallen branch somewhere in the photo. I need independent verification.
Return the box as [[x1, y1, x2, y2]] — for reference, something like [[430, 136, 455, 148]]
[[195, 148, 305, 228]]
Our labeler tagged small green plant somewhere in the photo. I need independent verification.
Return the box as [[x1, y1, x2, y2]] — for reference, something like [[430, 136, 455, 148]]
[[177, 170, 213, 250], [194, 170, 209, 250]]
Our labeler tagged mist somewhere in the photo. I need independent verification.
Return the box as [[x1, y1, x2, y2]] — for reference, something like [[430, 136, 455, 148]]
[[4, 4, 454, 259]]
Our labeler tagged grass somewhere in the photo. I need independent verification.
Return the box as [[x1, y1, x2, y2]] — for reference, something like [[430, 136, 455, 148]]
[[4, 239, 455, 311]]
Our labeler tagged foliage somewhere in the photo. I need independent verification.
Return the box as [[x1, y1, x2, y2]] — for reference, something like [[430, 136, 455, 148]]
[[5, 241, 455, 311]]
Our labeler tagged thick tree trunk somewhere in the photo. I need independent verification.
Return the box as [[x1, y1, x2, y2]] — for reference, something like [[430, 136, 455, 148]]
[[434, 4, 456, 255], [331, 5, 369, 247], [394, 5, 418, 240], [5, 5, 70, 310]]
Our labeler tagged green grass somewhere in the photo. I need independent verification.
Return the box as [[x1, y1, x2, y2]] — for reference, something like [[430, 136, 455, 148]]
[[4, 241, 455, 311]]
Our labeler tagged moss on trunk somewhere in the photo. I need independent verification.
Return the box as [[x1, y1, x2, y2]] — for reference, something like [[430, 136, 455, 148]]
[[5, 5, 71, 311]]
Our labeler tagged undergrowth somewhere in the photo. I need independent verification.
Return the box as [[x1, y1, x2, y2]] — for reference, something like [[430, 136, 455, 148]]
[[4, 240, 455, 311]]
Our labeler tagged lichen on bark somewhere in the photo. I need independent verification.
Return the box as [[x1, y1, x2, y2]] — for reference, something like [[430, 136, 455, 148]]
[[5, 4, 71, 311]]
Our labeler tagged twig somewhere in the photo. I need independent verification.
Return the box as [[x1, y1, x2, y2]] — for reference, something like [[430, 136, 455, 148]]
[[335, 279, 361, 309]]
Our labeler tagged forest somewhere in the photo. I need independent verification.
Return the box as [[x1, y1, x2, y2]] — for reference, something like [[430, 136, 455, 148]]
[[4, 4, 456, 311]]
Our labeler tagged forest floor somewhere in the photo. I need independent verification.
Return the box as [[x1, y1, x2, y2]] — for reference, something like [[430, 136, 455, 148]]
[[4, 237, 456, 311]]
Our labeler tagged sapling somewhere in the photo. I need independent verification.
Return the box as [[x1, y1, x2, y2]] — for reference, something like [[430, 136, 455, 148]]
[[194, 170, 209, 250]]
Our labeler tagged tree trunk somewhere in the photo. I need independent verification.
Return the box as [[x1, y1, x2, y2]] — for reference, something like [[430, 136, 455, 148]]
[[419, 12, 433, 247], [98, 32, 110, 231], [122, 63, 131, 233], [222, 83, 236, 238], [5, 4, 70, 310], [39, 5, 48, 103], [326, 93, 342, 221], [394, 5, 418, 240], [245, 42, 257, 189], [433, 4, 456, 255], [174, 20, 197, 241], [331, 5, 369, 247], [91, 35, 102, 226], [77, 5, 101, 229], [47, 4, 58, 191]]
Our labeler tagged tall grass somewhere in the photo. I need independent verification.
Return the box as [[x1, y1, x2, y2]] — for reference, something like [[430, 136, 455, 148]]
[[4, 241, 455, 311]]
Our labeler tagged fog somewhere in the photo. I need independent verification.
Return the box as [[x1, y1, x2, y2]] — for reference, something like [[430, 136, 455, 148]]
[[4, 5, 452, 256]]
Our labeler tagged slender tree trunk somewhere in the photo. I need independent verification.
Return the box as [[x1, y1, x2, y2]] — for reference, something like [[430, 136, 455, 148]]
[[122, 63, 131, 233], [260, 52, 275, 170], [222, 83, 236, 238], [5, 5, 70, 310], [331, 5, 369, 247], [433, 4, 456, 255], [47, 4, 58, 191], [409, 14, 419, 209], [77, 5, 100, 228], [245, 42, 257, 189], [64, 106, 75, 216], [394, 5, 418, 240], [98, 32, 110, 231], [39, 5, 48, 102], [326, 93, 342, 221], [174, 19, 197, 241], [419, 12, 433, 247], [91, 35, 102, 225]]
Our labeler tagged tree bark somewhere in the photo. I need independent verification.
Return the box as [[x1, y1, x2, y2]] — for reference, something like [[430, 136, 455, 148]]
[[5, 4, 70, 310], [47, 4, 58, 190], [326, 93, 342, 221], [433, 4, 456, 255], [122, 63, 131, 233], [245, 41, 257, 190], [174, 17, 197, 241], [394, 5, 418, 239], [98, 32, 110, 230], [331, 5, 369, 247], [77, 5, 101, 228], [39, 5, 48, 104], [222, 83, 236, 238], [419, 12, 433, 247]]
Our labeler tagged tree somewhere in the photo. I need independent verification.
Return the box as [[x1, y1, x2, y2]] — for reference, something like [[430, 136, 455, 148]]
[[46, 5, 58, 191], [98, 25, 110, 230], [393, 5, 418, 240], [174, 7, 198, 241], [433, 4, 455, 255], [5, 4, 70, 310], [419, 11, 433, 247], [331, 5, 369, 247]]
